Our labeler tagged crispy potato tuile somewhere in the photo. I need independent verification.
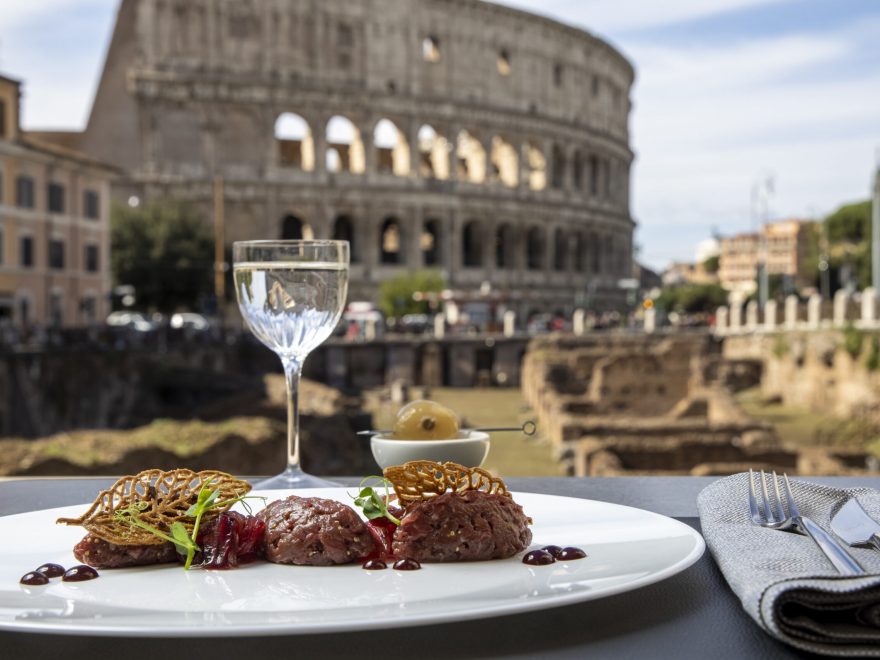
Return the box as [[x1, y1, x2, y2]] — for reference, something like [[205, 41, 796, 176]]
[[383, 461, 511, 508], [56, 468, 251, 546]]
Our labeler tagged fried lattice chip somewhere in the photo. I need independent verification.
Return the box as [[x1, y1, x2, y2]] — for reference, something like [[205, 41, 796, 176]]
[[383, 461, 510, 508], [56, 468, 251, 546]]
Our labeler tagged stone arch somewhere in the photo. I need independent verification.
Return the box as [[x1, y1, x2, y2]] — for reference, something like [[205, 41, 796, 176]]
[[495, 223, 515, 269], [590, 232, 601, 274], [526, 227, 545, 270], [373, 117, 410, 176], [462, 220, 484, 268], [588, 155, 599, 196], [551, 144, 566, 189], [572, 149, 584, 191], [281, 214, 314, 240], [574, 232, 586, 272], [325, 115, 364, 174], [603, 234, 614, 274], [416, 125, 450, 180], [422, 218, 442, 266], [553, 228, 568, 271], [456, 129, 486, 184], [274, 112, 314, 170], [524, 140, 546, 191], [333, 215, 357, 262], [490, 136, 518, 188], [380, 217, 404, 265]]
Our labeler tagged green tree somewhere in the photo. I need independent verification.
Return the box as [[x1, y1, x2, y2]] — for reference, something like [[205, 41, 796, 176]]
[[825, 200, 871, 243], [702, 255, 719, 274], [111, 200, 215, 312], [378, 270, 445, 318], [655, 283, 727, 314]]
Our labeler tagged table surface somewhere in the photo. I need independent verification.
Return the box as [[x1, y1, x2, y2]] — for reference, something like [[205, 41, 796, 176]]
[[2, 475, 878, 660]]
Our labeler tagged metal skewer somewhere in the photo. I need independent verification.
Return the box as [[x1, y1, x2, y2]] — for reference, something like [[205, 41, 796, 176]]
[[357, 420, 536, 437]]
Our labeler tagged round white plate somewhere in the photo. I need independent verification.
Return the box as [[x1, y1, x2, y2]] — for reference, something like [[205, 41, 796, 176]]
[[0, 488, 704, 636]]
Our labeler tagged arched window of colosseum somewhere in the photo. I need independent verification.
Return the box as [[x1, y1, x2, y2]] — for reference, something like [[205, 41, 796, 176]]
[[602, 159, 611, 198], [572, 150, 584, 191], [374, 118, 411, 176], [551, 145, 566, 189], [275, 113, 314, 171], [422, 219, 441, 266], [574, 232, 586, 272], [525, 141, 546, 191], [553, 63, 564, 88], [526, 227, 545, 270], [456, 130, 486, 184], [281, 214, 314, 240], [490, 136, 518, 188], [325, 115, 365, 174], [553, 229, 568, 271], [381, 217, 403, 265], [422, 36, 441, 63], [497, 50, 511, 76], [417, 125, 450, 180], [603, 235, 614, 274], [590, 232, 600, 274], [462, 221, 483, 268], [333, 215, 357, 262], [588, 155, 599, 196], [495, 224, 515, 269]]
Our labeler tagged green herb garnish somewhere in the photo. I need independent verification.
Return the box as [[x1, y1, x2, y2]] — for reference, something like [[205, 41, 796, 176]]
[[351, 476, 401, 525]]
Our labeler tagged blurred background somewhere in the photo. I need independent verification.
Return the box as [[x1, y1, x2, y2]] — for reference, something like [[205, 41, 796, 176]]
[[0, 0, 878, 478]]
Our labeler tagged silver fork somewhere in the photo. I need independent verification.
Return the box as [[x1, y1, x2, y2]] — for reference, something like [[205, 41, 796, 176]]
[[748, 469, 864, 576]]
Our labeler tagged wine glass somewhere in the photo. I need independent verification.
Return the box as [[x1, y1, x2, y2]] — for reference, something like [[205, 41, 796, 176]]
[[233, 240, 349, 489]]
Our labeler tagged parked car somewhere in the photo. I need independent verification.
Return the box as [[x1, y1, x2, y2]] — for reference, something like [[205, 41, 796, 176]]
[[105, 311, 155, 333]]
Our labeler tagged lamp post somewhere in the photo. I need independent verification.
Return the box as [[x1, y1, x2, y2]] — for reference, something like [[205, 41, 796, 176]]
[[872, 160, 880, 294]]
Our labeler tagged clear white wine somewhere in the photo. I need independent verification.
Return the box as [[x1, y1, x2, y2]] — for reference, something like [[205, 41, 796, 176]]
[[234, 261, 349, 358]]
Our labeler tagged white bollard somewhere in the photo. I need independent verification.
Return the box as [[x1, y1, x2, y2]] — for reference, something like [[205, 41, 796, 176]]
[[433, 313, 445, 338], [764, 300, 777, 330], [807, 294, 822, 329], [862, 287, 877, 325], [833, 289, 850, 327], [503, 310, 516, 337], [715, 306, 728, 334], [729, 301, 743, 332], [785, 295, 799, 329], [644, 308, 656, 333], [573, 309, 585, 336], [745, 300, 759, 330], [365, 318, 377, 341]]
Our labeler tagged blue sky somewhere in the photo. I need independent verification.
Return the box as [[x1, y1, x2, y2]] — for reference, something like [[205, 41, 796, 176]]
[[1, 0, 878, 271]]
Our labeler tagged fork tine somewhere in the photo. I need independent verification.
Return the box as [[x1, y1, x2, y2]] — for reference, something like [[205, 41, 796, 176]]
[[771, 471, 786, 520], [748, 469, 761, 521], [759, 470, 775, 522], [782, 473, 800, 518]]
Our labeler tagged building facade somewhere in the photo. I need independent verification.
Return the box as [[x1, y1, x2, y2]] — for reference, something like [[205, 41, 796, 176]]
[[719, 220, 817, 295], [63, 0, 635, 314], [0, 75, 114, 329]]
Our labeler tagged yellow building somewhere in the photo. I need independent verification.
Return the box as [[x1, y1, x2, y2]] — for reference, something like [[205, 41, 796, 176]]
[[0, 74, 115, 328], [718, 220, 817, 295]]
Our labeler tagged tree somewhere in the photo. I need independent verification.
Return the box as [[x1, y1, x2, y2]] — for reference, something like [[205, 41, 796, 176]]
[[824, 200, 872, 290], [701, 255, 719, 274], [378, 270, 445, 318], [655, 283, 727, 314], [111, 200, 215, 312]]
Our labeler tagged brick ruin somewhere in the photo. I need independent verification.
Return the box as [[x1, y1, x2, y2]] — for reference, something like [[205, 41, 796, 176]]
[[522, 334, 871, 476]]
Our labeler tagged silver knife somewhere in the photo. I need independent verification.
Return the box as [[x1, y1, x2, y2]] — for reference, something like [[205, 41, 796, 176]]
[[831, 499, 880, 551]]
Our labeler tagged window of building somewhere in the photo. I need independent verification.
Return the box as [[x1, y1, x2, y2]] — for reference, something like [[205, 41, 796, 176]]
[[337, 23, 354, 68], [16, 175, 34, 208], [83, 189, 100, 219], [591, 75, 600, 97], [553, 63, 564, 87], [48, 182, 65, 213], [422, 36, 440, 63], [20, 236, 33, 267], [49, 292, 62, 327], [48, 239, 64, 270], [497, 50, 511, 76], [85, 244, 99, 272]]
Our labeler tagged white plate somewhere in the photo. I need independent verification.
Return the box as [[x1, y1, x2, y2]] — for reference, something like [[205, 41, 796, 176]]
[[0, 488, 704, 637]]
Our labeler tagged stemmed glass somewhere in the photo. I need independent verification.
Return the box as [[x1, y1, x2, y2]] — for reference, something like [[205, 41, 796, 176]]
[[233, 240, 349, 489]]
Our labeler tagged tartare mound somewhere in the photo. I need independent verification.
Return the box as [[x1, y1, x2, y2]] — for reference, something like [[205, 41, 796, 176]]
[[73, 533, 179, 568]]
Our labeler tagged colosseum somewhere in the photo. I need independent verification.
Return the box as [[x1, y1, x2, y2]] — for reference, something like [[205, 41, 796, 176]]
[[55, 0, 636, 313]]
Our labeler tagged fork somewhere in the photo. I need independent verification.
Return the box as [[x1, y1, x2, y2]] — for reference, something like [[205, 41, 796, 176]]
[[748, 469, 864, 576]]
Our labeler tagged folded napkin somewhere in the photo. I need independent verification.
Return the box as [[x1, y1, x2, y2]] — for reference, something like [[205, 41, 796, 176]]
[[697, 473, 880, 657]]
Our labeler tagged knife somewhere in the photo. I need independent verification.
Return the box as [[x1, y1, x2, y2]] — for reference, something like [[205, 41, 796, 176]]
[[831, 499, 880, 551]]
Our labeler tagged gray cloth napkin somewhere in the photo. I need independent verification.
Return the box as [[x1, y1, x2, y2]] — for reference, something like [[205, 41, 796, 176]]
[[697, 472, 880, 657]]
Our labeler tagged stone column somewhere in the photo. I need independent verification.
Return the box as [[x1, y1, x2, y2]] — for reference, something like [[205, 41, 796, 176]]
[[445, 124, 459, 182], [358, 117, 376, 177], [644, 308, 656, 333], [408, 206, 423, 268], [481, 135, 494, 185], [764, 300, 777, 330], [518, 141, 530, 192], [573, 308, 585, 335], [312, 112, 328, 176], [745, 300, 759, 330], [785, 294, 799, 329], [833, 289, 850, 327], [715, 306, 728, 334], [862, 287, 878, 325], [807, 294, 822, 328], [729, 300, 743, 332], [503, 310, 516, 337]]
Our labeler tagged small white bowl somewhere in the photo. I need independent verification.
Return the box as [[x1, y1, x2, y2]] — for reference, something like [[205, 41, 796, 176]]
[[370, 431, 490, 470]]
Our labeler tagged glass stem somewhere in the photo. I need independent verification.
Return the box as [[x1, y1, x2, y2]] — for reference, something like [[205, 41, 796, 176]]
[[281, 356, 303, 472]]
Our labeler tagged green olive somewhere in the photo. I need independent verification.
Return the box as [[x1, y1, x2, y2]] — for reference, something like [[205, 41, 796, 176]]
[[392, 400, 461, 440]]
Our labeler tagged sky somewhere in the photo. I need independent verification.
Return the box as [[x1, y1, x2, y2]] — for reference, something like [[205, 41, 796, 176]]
[[1, 0, 878, 271]]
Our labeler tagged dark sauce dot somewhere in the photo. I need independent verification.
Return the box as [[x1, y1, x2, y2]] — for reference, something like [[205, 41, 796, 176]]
[[392, 558, 421, 571], [20, 572, 49, 586], [522, 549, 555, 566], [36, 563, 65, 578], [541, 545, 563, 559], [362, 559, 387, 570], [62, 565, 99, 582], [558, 547, 587, 561]]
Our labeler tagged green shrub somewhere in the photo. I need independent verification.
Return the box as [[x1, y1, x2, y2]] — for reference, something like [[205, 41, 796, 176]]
[[843, 324, 864, 359], [867, 337, 880, 372]]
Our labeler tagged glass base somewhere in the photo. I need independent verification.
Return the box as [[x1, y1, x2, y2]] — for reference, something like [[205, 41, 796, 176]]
[[253, 467, 341, 490]]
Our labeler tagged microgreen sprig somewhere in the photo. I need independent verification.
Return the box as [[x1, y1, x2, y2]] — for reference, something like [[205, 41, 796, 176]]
[[351, 476, 401, 526]]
